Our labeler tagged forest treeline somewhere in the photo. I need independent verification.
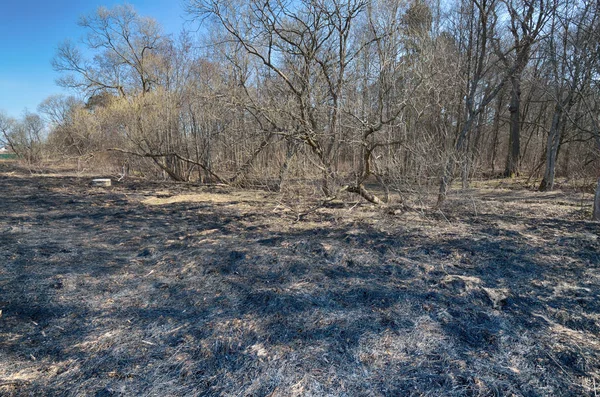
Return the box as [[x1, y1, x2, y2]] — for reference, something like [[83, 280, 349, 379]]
[[1, 0, 599, 216]]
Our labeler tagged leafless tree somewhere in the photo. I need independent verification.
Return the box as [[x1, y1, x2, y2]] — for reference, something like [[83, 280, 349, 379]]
[[495, 0, 551, 177], [0, 112, 46, 164], [436, 0, 510, 206], [538, 0, 598, 191], [42, 0, 600, 212], [38, 95, 86, 156], [53, 4, 165, 97], [188, 0, 428, 203]]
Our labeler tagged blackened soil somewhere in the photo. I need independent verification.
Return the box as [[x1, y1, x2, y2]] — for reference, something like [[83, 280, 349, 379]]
[[1, 164, 600, 396]]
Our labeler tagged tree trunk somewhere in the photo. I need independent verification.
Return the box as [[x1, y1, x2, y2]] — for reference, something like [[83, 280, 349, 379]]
[[490, 94, 503, 175], [438, 116, 473, 206], [277, 141, 297, 192], [347, 184, 385, 205], [461, 160, 470, 190], [437, 158, 453, 206], [321, 166, 333, 197], [230, 132, 274, 185], [593, 178, 600, 221], [504, 76, 521, 177], [539, 107, 562, 191]]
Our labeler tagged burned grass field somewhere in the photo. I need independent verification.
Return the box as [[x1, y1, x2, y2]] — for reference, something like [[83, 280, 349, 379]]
[[1, 164, 600, 396]]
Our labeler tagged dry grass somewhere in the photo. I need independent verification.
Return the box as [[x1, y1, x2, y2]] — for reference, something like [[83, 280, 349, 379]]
[[1, 162, 599, 396]]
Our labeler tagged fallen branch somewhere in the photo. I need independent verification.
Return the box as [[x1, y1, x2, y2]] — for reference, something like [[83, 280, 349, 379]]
[[294, 186, 350, 221], [294, 182, 388, 220], [346, 183, 385, 205], [108, 148, 227, 184]]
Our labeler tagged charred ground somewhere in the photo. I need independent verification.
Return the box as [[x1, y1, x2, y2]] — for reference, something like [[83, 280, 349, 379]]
[[1, 163, 599, 396]]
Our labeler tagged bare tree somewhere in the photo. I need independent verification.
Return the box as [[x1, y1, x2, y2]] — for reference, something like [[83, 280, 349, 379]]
[[188, 0, 424, 203], [53, 4, 165, 97], [1, 112, 46, 164], [0, 112, 16, 151], [43, 0, 600, 212], [38, 95, 86, 156], [538, 0, 598, 191], [496, 0, 551, 177], [437, 0, 510, 206]]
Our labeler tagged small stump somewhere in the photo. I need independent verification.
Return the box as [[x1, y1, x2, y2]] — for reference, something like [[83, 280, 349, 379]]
[[91, 178, 112, 187]]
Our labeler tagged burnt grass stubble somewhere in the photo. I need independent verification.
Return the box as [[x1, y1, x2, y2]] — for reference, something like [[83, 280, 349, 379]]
[[0, 164, 599, 396]]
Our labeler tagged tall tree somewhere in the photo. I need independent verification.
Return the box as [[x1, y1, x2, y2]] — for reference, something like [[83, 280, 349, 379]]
[[539, 0, 598, 191], [52, 4, 164, 97], [497, 0, 550, 177], [188, 0, 417, 203], [437, 0, 509, 205]]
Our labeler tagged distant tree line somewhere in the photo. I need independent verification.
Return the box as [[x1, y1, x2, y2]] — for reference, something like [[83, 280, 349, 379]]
[[2, 0, 599, 217]]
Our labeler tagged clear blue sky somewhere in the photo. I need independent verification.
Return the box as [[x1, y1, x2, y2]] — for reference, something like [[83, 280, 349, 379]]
[[0, 0, 189, 119]]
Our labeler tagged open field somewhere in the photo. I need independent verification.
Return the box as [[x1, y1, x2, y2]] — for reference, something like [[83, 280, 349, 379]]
[[1, 162, 599, 396]]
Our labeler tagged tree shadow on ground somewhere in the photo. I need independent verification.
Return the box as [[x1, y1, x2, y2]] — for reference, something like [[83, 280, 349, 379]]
[[1, 171, 599, 396]]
